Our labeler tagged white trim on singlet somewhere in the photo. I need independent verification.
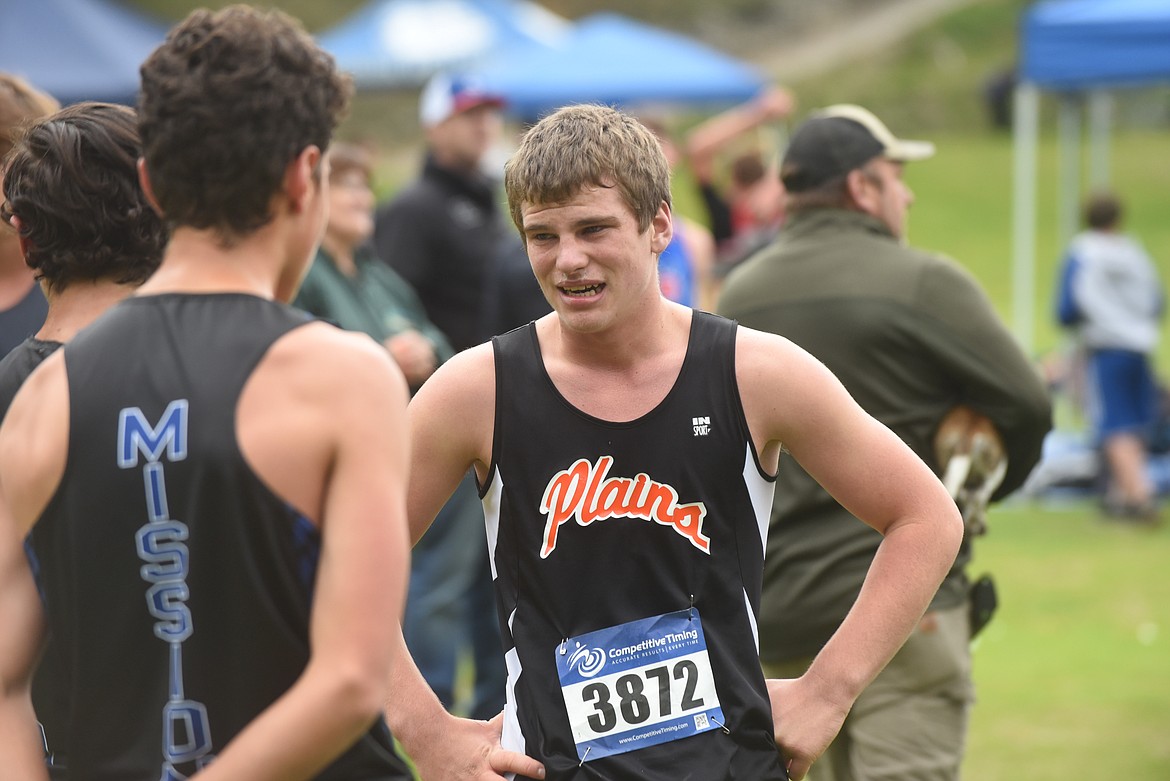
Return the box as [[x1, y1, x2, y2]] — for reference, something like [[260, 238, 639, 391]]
[[741, 442, 773, 653], [486, 469, 526, 770], [742, 441, 775, 559], [501, 608, 525, 774], [743, 587, 759, 652], [482, 468, 504, 581]]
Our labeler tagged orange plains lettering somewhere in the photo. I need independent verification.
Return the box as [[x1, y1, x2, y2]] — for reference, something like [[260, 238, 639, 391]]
[[538, 456, 710, 558]]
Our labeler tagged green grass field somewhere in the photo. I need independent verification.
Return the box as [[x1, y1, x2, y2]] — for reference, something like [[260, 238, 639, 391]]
[[964, 500, 1170, 779]]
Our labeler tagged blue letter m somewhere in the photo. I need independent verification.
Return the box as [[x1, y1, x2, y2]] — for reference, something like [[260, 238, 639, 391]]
[[118, 400, 189, 468]]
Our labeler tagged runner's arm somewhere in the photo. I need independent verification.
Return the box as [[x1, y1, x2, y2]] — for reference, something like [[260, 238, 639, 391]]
[[684, 86, 795, 183], [0, 359, 66, 780], [0, 498, 49, 781], [737, 329, 962, 779], [404, 344, 496, 545], [193, 338, 412, 780], [389, 343, 546, 779]]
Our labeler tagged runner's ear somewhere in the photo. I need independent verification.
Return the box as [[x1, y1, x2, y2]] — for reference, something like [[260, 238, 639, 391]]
[[283, 145, 323, 214], [650, 201, 673, 255], [137, 159, 164, 218]]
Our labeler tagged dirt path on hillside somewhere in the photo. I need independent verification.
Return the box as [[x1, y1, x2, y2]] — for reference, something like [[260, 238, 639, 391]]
[[756, 0, 981, 81]]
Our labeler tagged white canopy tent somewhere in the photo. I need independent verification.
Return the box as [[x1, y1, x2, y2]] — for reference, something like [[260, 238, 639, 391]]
[[1012, 0, 1170, 354]]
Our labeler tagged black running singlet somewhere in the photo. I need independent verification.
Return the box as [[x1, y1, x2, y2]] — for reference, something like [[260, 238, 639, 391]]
[[484, 311, 787, 780], [28, 293, 412, 781], [0, 336, 67, 776]]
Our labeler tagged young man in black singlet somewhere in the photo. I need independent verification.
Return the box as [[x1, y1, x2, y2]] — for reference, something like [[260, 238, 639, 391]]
[[0, 8, 543, 781], [400, 103, 964, 781], [0, 100, 168, 779]]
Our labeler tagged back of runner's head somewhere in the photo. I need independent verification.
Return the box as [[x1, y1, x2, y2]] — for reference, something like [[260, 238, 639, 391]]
[[2, 102, 166, 293], [137, 6, 352, 243]]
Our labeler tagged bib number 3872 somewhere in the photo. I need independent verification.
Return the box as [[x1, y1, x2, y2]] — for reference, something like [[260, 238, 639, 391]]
[[555, 609, 725, 762]]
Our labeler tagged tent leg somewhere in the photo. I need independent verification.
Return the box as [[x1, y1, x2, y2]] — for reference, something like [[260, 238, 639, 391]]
[[1012, 82, 1039, 356], [1087, 90, 1112, 188], [1056, 95, 1082, 254]]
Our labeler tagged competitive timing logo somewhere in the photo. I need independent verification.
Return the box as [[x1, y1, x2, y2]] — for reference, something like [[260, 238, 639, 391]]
[[538, 456, 709, 558], [567, 644, 607, 678]]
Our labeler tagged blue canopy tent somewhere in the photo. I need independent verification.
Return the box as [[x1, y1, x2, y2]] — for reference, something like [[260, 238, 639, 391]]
[[1012, 0, 1170, 354], [468, 13, 767, 121], [1020, 0, 1170, 89], [0, 0, 167, 105], [317, 0, 569, 89]]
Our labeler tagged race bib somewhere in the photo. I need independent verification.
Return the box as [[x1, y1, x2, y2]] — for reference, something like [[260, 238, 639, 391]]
[[555, 609, 725, 762]]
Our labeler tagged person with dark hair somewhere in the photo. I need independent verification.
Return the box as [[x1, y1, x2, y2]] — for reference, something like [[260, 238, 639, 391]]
[[0, 99, 166, 413], [0, 103, 162, 299], [0, 99, 166, 409], [719, 104, 1052, 781], [0, 100, 167, 779], [684, 86, 794, 270], [982, 68, 1016, 131], [403, 103, 964, 781], [0, 73, 58, 356], [1057, 191, 1163, 521], [0, 7, 447, 780]]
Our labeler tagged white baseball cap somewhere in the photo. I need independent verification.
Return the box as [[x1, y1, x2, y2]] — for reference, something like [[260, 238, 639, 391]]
[[815, 104, 936, 162], [418, 72, 505, 128]]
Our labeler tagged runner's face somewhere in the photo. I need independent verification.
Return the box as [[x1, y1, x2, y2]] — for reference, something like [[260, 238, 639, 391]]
[[521, 184, 672, 335]]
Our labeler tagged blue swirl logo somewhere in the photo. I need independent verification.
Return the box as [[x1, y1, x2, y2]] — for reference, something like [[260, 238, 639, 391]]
[[567, 645, 607, 678]]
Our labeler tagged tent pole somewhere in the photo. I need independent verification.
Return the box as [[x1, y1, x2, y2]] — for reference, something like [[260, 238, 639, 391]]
[[1012, 82, 1039, 356], [1087, 90, 1112, 188], [1056, 95, 1082, 254]]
